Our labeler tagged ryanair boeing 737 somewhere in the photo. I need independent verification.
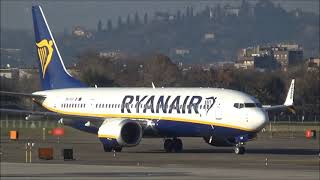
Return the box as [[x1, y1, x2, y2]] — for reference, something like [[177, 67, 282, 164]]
[[0, 6, 295, 154]]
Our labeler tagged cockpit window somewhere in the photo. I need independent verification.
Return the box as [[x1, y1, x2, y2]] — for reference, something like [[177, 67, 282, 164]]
[[233, 103, 239, 108], [234, 103, 261, 108], [234, 103, 245, 109], [244, 103, 256, 108]]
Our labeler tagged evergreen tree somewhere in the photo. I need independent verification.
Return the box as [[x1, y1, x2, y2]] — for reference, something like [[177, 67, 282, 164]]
[[126, 15, 131, 25], [134, 12, 140, 25], [97, 20, 103, 32], [239, 0, 251, 17], [117, 16, 122, 28], [190, 6, 194, 17], [107, 19, 112, 31], [144, 13, 148, 24], [186, 6, 190, 17], [177, 10, 181, 21]]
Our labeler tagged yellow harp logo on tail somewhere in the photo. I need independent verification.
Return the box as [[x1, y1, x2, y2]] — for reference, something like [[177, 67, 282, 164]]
[[36, 39, 54, 78]]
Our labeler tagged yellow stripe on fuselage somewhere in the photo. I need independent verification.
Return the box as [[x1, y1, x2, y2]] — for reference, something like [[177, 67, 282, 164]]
[[42, 103, 253, 132], [98, 134, 117, 139]]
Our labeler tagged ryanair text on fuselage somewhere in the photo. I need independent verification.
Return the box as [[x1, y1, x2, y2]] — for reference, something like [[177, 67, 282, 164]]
[[121, 95, 217, 114]]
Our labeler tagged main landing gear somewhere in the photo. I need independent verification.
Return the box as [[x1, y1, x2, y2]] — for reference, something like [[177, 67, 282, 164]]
[[234, 143, 246, 155], [164, 138, 183, 152], [103, 145, 122, 152]]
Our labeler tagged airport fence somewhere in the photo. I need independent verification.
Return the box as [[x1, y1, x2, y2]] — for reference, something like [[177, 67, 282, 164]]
[[0, 113, 57, 129], [0, 119, 57, 129], [268, 114, 320, 123]]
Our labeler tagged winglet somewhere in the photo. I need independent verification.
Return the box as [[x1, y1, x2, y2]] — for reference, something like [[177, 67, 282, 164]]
[[284, 79, 295, 106]]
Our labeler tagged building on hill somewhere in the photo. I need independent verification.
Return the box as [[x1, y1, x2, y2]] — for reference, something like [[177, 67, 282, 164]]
[[236, 43, 303, 71], [175, 48, 190, 56], [234, 56, 255, 69], [224, 4, 240, 16], [0, 68, 34, 79], [306, 57, 320, 71], [72, 26, 92, 38], [203, 33, 215, 41], [99, 50, 122, 59], [272, 45, 303, 69]]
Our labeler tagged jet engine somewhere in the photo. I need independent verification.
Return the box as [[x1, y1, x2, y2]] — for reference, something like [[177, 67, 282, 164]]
[[98, 118, 142, 147]]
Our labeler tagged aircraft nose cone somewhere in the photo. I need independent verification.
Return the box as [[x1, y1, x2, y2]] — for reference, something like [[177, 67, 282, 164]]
[[252, 109, 269, 131]]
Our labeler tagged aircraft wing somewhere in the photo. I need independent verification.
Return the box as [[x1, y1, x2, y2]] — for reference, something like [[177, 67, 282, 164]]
[[0, 108, 57, 116], [0, 91, 99, 121], [263, 79, 295, 113], [0, 91, 45, 99], [0, 107, 106, 122]]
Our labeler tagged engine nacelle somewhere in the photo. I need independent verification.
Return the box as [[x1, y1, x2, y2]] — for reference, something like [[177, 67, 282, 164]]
[[98, 118, 142, 147]]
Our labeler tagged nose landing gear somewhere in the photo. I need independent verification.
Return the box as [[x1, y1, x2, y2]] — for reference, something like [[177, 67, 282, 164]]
[[234, 143, 246, 155], [233, 135, 249, 155], [103, 145, 122, 152], [164, 138, 183, 152]]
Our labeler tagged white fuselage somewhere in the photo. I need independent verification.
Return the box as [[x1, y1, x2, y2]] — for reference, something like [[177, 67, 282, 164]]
[[34, 87, 268, 133]]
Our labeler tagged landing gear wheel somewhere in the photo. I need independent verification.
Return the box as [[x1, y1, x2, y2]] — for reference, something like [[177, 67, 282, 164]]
[[173, 138, 183, 152], [164, 138, 183, 153], [103, 145, 112, 152], [234, 146, 245, 155], [113, 147, 122, 152], [164, 139, 174, 152]]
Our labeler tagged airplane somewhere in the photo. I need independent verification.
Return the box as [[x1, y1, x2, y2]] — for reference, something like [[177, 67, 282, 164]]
[[0, 5, 295, 155]]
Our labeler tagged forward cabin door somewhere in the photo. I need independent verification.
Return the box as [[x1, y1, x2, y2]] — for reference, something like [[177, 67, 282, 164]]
[[215, 101, 223, 120]]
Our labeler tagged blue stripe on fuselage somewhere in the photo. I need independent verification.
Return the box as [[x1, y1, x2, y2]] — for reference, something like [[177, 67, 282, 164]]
[[154, 120, 256, 138]]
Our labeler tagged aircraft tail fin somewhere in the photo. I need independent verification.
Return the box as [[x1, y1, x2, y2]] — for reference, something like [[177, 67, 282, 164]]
[[263, 79, 295, 112], [32, 5, 85, 90], [284, 79, 295, 106]]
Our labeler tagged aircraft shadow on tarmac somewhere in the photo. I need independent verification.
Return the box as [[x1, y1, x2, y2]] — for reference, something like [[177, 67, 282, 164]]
[[133, 148, 319, 155]]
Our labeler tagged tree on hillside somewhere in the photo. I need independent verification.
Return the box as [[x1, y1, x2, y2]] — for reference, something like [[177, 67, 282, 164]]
[[143, 54, 180, 87], [117, 16, 123, 29], [144, 13, 148, 24], [134, 12, 140, 25], [97, 20, 103, 32], [107, 19, 113, 31]]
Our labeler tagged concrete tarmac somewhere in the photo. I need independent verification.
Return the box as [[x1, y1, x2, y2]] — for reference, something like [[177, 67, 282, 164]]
[[0, 129, 319, 180], [1, 161, 318, 180]]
